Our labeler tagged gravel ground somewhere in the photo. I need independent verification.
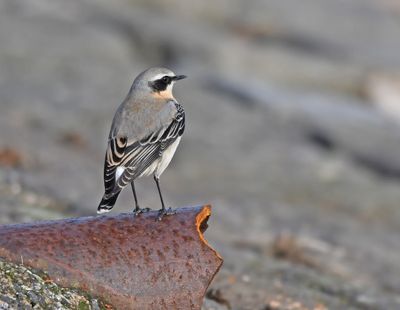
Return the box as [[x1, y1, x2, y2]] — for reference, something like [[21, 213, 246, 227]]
[[0, 258, 110, 309]]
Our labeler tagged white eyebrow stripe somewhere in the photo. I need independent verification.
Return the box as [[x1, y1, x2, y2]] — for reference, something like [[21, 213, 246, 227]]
[[151, 73, 174, 81]]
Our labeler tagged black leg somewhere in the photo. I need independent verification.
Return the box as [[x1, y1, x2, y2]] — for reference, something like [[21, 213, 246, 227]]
[[154, 175, 166, 210], [131, 181, 139, 209], [131, 181, 150, 216], [154, 175, 176, 221]]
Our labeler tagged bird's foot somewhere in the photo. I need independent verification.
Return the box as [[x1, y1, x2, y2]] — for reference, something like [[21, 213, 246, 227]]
[[156, 207, 176, 221], [133, 207, 151, 216]]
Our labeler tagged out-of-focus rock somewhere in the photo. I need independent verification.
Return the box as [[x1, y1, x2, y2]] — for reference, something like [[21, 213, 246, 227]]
[[206, 74, 400, 181], [365, 72, 400, 121], [0, 172, 75, 225]]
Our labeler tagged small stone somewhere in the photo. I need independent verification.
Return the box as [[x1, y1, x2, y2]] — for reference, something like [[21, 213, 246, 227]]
[[241, 274, 251, 283], [27, 291, 40, 305], [91, 299, 100, 310]]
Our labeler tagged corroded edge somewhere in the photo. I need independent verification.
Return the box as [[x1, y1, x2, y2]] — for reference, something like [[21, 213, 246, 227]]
[[195, 205, 224, 304]]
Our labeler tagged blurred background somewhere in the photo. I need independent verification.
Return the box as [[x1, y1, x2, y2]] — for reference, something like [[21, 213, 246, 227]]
[[1, 0, 400, 309]]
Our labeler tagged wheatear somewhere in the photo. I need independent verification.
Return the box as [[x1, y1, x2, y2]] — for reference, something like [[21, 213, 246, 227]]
[[97, 67, 186, 220]]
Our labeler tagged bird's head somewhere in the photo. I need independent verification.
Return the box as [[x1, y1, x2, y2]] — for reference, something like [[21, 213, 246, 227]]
[[132, 67, 186, 99]]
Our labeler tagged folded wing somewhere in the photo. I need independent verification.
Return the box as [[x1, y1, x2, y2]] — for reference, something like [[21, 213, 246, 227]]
[[103, 103, 185, 198]]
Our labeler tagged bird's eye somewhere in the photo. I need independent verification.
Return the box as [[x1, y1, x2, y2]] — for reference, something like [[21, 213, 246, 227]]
[[162, 76, 170, 83]]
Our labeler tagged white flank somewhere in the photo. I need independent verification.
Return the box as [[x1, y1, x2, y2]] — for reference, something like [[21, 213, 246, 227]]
[[116, 166, 125, 180], [155, 136, 181, 178]]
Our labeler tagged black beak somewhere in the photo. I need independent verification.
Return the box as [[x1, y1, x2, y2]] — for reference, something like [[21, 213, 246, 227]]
[[172, 75, 187, 81]]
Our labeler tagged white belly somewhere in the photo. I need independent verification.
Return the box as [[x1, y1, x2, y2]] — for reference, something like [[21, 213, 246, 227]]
[[139, 137, 181, 178]]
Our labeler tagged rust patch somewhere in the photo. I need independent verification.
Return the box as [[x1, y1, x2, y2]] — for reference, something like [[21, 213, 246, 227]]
[[0, 147, 23, 167]]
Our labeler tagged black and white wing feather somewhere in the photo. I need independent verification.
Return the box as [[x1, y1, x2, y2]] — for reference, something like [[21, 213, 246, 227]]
[[102, 103, 185, 199]]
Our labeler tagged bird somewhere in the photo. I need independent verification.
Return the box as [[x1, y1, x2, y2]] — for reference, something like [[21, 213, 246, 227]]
[[97, 67, 186, 220]]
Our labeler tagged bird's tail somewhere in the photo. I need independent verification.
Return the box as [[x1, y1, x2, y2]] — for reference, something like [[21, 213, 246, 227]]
[[97, 192, 120, 214]]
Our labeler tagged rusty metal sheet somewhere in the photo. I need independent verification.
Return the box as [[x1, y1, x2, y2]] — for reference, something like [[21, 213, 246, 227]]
[[0, 205, 222, 310]]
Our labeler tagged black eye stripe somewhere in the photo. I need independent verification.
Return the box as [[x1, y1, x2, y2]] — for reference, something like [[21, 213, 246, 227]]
[[149, 76, 173, 92]]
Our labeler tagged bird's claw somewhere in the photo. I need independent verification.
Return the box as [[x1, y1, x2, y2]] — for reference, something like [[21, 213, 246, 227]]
[[156, 207, 176, 221], [133, 207, 151, 216]]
